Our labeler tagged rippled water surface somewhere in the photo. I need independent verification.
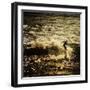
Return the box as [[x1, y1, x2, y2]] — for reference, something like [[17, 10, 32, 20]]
[[22, 12, 80, 77]]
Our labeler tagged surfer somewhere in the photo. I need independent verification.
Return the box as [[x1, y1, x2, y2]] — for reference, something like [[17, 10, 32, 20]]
[[63, 40, 68, 59]]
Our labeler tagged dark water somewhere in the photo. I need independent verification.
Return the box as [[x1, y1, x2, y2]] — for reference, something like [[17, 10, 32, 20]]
[[23, 44, 80, 77]]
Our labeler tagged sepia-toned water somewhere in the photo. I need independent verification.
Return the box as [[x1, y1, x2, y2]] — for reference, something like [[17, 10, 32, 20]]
[[22, 13, 80, 77]]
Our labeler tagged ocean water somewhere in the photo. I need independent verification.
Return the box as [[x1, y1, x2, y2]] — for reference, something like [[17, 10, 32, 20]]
[[22, 13, 80, 77]]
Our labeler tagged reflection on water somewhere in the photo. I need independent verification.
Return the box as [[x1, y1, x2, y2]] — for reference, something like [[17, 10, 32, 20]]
[[22, 13, 80, 77]]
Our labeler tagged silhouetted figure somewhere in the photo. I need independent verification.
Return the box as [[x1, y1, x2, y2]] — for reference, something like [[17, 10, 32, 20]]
[[63, 40, 68, 59], [63, 40, 67, 50]]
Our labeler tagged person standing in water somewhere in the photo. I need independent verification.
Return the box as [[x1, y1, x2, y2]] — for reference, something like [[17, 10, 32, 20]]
[[63, 40, 68, 59]]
